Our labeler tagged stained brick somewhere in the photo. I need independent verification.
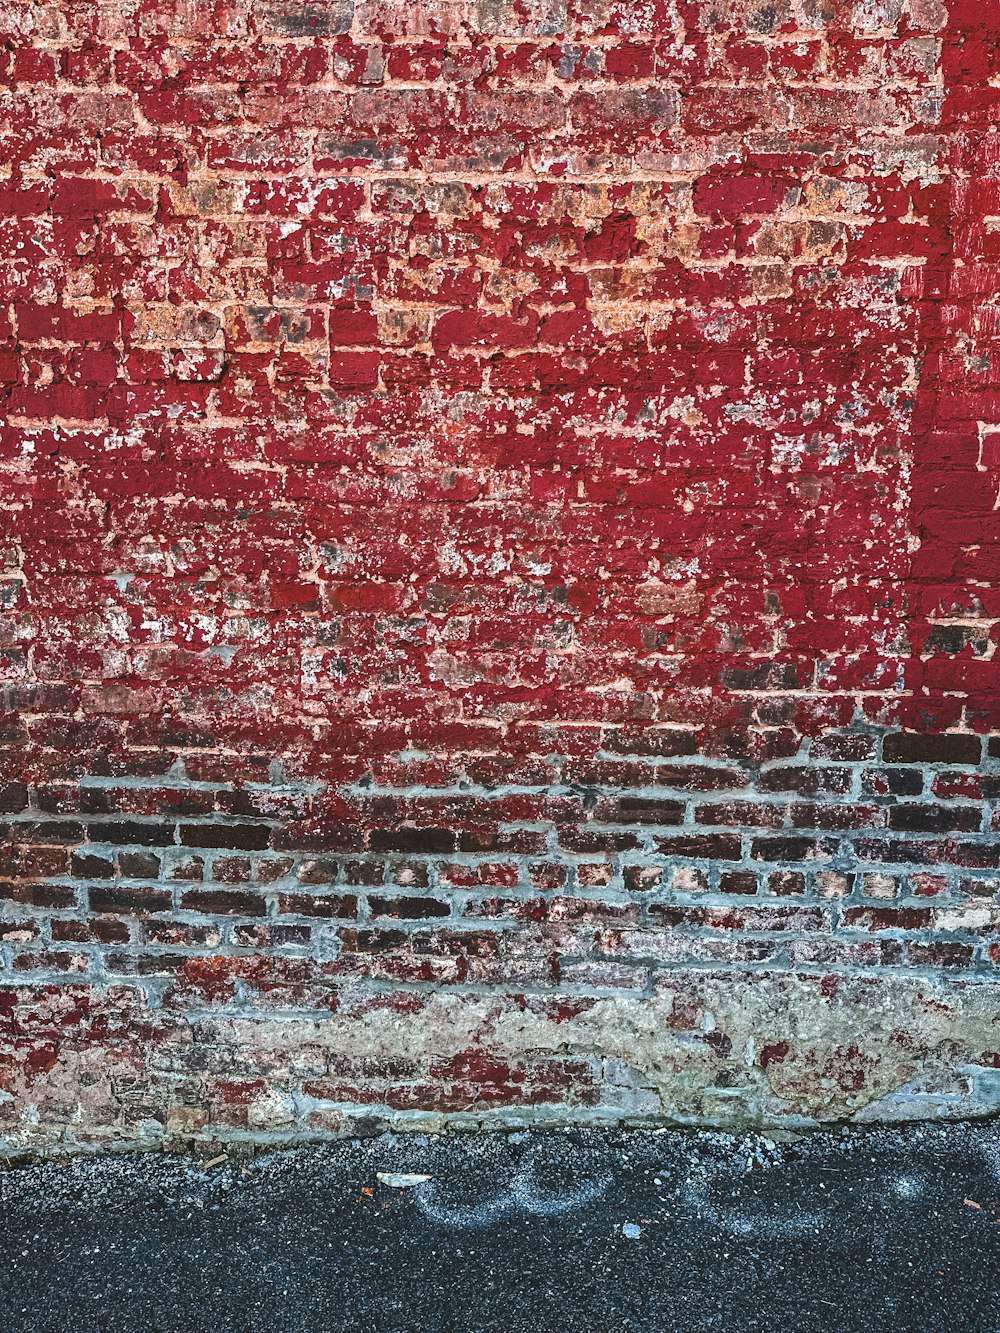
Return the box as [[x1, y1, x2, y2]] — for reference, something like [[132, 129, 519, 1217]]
[[882, 733, 983, 765], [179, 823, 272, 851], [591, 797, 685, 825], [750, 837, 838, 862], [88, 821, 175, 847], [71, 852, 114, 879], [90, 885, 172, 915], [719, 872, 759, 895], [888, 805, 982, 833], [368, 895, 451, 920], [180, 889, 268, 916], [654, 835, 742, 860], [278, 892, 358, 918]]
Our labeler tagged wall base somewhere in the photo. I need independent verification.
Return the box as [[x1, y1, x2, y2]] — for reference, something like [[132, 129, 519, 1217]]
[[4, 972, 1000, 1156]]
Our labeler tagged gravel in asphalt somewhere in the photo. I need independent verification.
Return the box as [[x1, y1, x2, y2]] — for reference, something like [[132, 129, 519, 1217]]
[[2, 1121, 999, 1332]]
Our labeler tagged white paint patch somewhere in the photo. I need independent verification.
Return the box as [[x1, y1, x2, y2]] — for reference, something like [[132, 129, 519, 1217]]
[[892, 1175, 925, 1201], [978, 1134, 1000, 1184], [377, 1172, 432, 1189], [680, 1157, 826, 1239], [414, 1155, 611, 1230]]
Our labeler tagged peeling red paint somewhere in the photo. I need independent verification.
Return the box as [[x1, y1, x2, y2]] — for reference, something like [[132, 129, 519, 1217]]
[[1, 0, 999, 1148]]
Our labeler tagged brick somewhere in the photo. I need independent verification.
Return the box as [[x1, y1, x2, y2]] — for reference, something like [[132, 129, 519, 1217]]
[[118, 851, 162, 878], [71, 852, 114, 879], [0, 881, 77, 909], [179, 823, 272, 851], [0, 782, 29, 813], [882, 733, 983, 765], [1, 820, 84, 845], [719, 872, 759, 896], [768, 871, 805, 896], [790, 804, 887, 831], [862, 769, 925, 797], [278, 892, 358, 918], [180, 889, 268, 916], [758, 768, 853, 796], [90, 885, 172, 915], [623, 865, 662, 891], [601, 729, 699, 758], [750, 837, 838, 862], [888, 805, 982, 833], [903, 942, 975, 968], [591, 797, 685, 825], [232, 923, 312, 947], [654, 835, 742, 860], [842, 907, 933, 932], [367, 895, 451, 920], [87, 821, 175, 847], [52, 919, 130, 944], [557, 828, 641, 853], [368, 829, 456, 854], [696, 802, 785, 828]]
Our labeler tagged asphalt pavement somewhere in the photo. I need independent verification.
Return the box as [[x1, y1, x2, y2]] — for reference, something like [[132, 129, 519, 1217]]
[[1, 1121, 999, 1332]]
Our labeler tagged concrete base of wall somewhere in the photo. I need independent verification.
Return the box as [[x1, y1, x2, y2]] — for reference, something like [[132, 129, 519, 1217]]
[[4, 972, 1000, 1156]]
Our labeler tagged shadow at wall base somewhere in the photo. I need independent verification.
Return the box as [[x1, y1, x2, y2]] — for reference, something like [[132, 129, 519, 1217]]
[[4, 972, 1000, 1157]]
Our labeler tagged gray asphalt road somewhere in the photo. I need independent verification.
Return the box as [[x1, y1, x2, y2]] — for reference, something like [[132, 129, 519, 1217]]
[[1, 1122, 999, 1332]]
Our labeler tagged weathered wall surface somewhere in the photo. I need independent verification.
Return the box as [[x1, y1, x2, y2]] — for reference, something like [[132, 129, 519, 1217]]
[[2, 0, 1000, 1152]]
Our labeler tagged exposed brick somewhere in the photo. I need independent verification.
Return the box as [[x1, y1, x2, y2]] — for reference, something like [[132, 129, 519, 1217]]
[[862, 769, 925, 798], [696, 802, 785, 828], [592, 797, 685, 825], [842, 908, 933, 932], [719, 872, 759, 896], [654, 835, 742, 860], [602, 729, 699, 758], [343, 860, 386, 886], [888, 805, 982, 833], [790, 804, 887, 832], [768, 871, 805, 897], [90, 885, 172, 915], [212, 856, 253, 883], [853, 840, 949, 866], [52, 919, 130, 944], [903, 942, 975, 969], [179, 823, 272, 851], [623, 865, 662, 892], [882, 734, 983, 765], [368, 829, 456, 854], [118, 851, 162, 879], [952, 843, 1000, 869], [1, 820, 84, 845], [87, 821, 175, 847], [862, 873, 900, 900], [231, 923, 312, 948], [0, 783, 28, 813], [368, 895, 451, 920], [277, 892, 358, 918], [180, 889, 268, 916], [71, 852, 114, 879], [758, 768, 853, 796], [557, 828, 641, 853], [0, 881, 76, 909], [750, 837, 838, 862]]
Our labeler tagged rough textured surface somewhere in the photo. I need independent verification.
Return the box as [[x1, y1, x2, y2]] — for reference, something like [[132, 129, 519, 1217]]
[[2, 1125, 1000, 1330], [2, 0, 1000, 1148]]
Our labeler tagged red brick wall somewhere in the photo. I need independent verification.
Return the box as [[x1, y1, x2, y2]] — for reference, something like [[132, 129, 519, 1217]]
[[2, 0, 1000, 1151]]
